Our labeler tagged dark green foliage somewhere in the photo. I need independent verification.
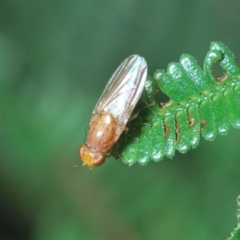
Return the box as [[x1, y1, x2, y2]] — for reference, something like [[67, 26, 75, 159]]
[[227, 196, 240, 240], [113, 42, 240, 165]]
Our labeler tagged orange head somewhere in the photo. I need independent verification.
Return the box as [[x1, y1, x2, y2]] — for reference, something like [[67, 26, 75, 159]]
[[79, 144, 105, 169]]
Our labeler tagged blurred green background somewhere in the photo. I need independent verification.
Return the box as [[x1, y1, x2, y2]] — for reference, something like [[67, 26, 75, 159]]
[[1, 1, 240, 239]]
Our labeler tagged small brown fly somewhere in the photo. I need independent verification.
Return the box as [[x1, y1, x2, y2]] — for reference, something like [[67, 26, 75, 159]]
[[79, 55, 147, 169]]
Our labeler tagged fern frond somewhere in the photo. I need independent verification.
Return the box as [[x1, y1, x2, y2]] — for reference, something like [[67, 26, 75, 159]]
[[113, 42, 240, 166], [227, 196, 240, 240]]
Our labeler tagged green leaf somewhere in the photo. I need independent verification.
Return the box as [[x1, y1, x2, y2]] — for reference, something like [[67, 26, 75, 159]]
[[226, 196, 240, 240], [113, 42, 240, 166]]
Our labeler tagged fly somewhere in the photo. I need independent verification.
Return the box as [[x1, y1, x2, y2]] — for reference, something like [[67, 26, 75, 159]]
[[79, 55, 147, 169]]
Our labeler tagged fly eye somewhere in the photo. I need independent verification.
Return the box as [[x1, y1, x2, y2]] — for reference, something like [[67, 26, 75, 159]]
[[92, 153, 105, 166], [79, 145, 88, 160]]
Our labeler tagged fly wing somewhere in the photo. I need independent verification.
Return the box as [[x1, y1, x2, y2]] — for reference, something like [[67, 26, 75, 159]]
[[93, 55, 147, 125]]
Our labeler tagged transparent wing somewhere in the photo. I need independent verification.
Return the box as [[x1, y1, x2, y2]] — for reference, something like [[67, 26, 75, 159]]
[[93, 55, 147, 125]]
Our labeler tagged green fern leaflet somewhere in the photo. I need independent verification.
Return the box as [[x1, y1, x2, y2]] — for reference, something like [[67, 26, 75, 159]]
[[113, 42, 240, 166], [227, 196, 240, 240]]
